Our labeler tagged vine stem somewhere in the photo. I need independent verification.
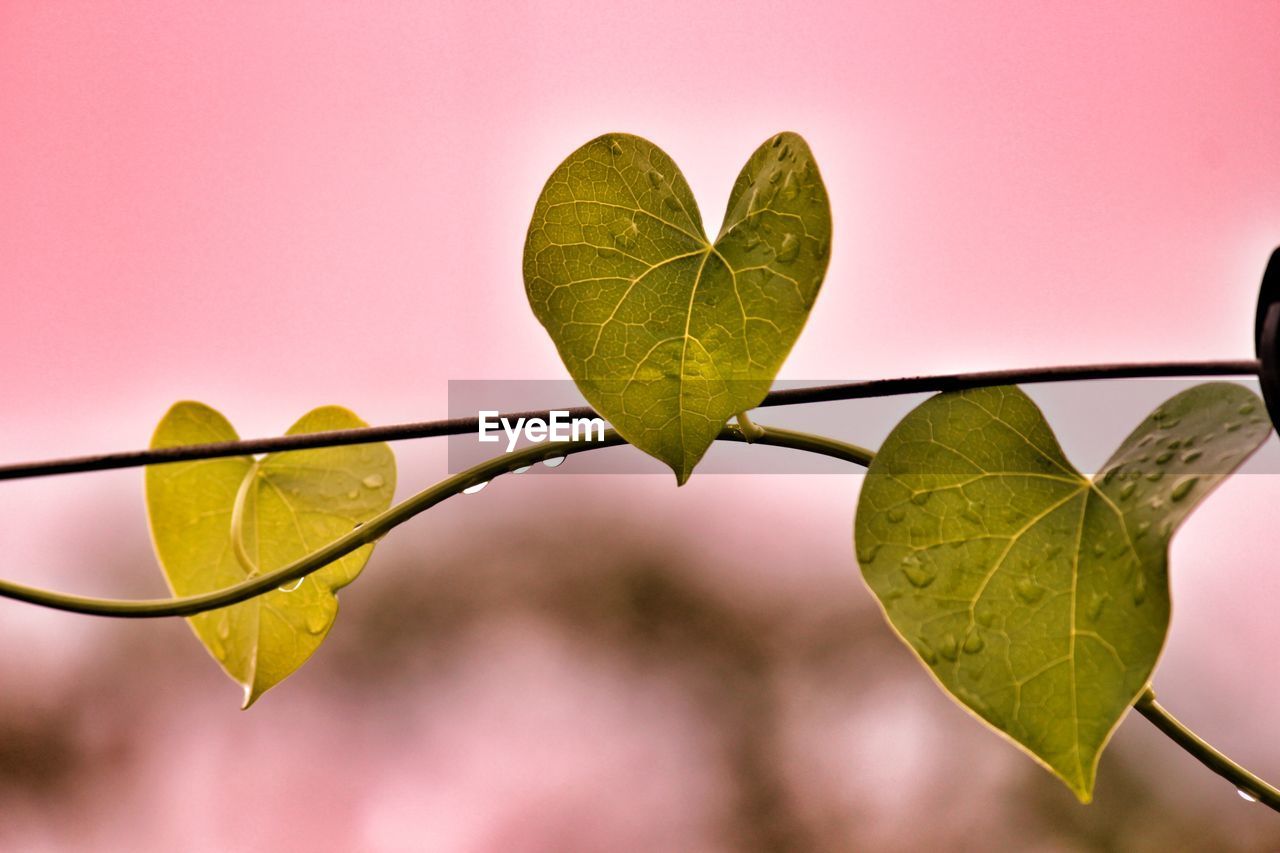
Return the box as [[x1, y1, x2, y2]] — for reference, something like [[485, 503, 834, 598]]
[[0, 424, 873, 618], [0, 359, 1257, 481], [1134, 688, 1280, 811], [0, 418, 1273, 810]]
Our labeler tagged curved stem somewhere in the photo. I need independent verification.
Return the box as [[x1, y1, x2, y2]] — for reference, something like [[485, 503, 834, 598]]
[[0, 359, 1256, 481], [1134, 688, 1280, 812], [0, 419, 1273, 811], [0, 424, 873, 618]]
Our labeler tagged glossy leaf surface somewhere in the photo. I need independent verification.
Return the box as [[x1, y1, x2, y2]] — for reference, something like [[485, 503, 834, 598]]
[[146, 403, 395, 707], [854, 383, 1270, 800], [524, 132, 831, 482]]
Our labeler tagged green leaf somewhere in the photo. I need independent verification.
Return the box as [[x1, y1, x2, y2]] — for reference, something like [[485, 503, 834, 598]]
[[145, 402, 395, 707], [523, 132, 832, 483], [853, 383, 1270, 801]]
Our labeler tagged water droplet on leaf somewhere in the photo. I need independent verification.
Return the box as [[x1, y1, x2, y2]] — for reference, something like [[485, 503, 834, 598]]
[[462, 481, 488, 494], [305, 608, 327, 635], [917, 641, 937, 666], [543, 456, 565, 468], [1170, 476, 1198, 502], [900, 555, 935, 588], [278, 578, 304, 593], [1015, 578, 1044, 604], [362, 474, 384, 489], [776, 233, 800, 263]]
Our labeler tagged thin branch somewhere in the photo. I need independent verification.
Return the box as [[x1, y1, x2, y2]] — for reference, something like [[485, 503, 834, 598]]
[[0, 417, 1275, 812], [0, 359, 1257, 481], [1134, 688, 1280, 813], [0, 424, 874, 618]]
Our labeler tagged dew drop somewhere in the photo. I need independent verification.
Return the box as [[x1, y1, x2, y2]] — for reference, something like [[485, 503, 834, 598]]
[[856, 543, 882, 564], [1135, 521, 1151, 539], [362, 474, 384, 489], [1237, 788, 1259, 803], [1133, 571, 1147, 605], [917, 641, 938, 666], [887, 507, 906, 524], [961, 508, 982, 525], [512, 465, 531, 474], [771, 134, 784, 148], [543, 456, 565, 468], [647, 170, 663, 188], [663, 196, 680, 212], [1086, 593, 1107, 623], [778, 143, 792, 161], [609, 140, 623, 156], [1226, 422, 1241, 432], [305, 609, 327, 635], [900, 555, 935, 589], [938, 634, 959, 662], [347, 489, 359, 499], [976, 609, 996, 628], [1145, 470, 1164, 482], [278, 578, 304, 593], [778, 172, 799, 201], [962, 630, 985, 654], [768, 170, 783, 185], [1119, 481, 1137, 500], [1102, 466, 1120, 484], [1182, 450, 1203, 464], [1239, 403, 1256, 415], [614, 221, 639, 249], [1170, 476, 1198, 502], [909, 491, 932, 506], [216, 615, 231, 640], [1155, 451, 1174, 465], [462, 481, 488, 494], [776, 233, 800, 263], [1015, 578, 1045, 604]]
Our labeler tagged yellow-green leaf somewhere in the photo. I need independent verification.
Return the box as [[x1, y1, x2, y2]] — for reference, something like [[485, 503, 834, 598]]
[[854, 383, 1270, 801], [523, 132, 832, 483], [145, 402, 395, 707]]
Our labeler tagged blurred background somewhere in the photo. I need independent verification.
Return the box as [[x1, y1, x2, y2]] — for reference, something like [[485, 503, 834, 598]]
[[1, 1, 1279, 849]]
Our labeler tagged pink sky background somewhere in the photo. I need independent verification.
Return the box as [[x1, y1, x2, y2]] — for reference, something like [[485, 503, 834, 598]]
[[1, 1, 1279, 847]]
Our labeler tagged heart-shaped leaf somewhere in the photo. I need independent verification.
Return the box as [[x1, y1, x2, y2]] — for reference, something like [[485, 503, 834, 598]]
[[146, 402, 396, 707], [523, 132, 832, 483], [854, 383, 1270, 800]]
